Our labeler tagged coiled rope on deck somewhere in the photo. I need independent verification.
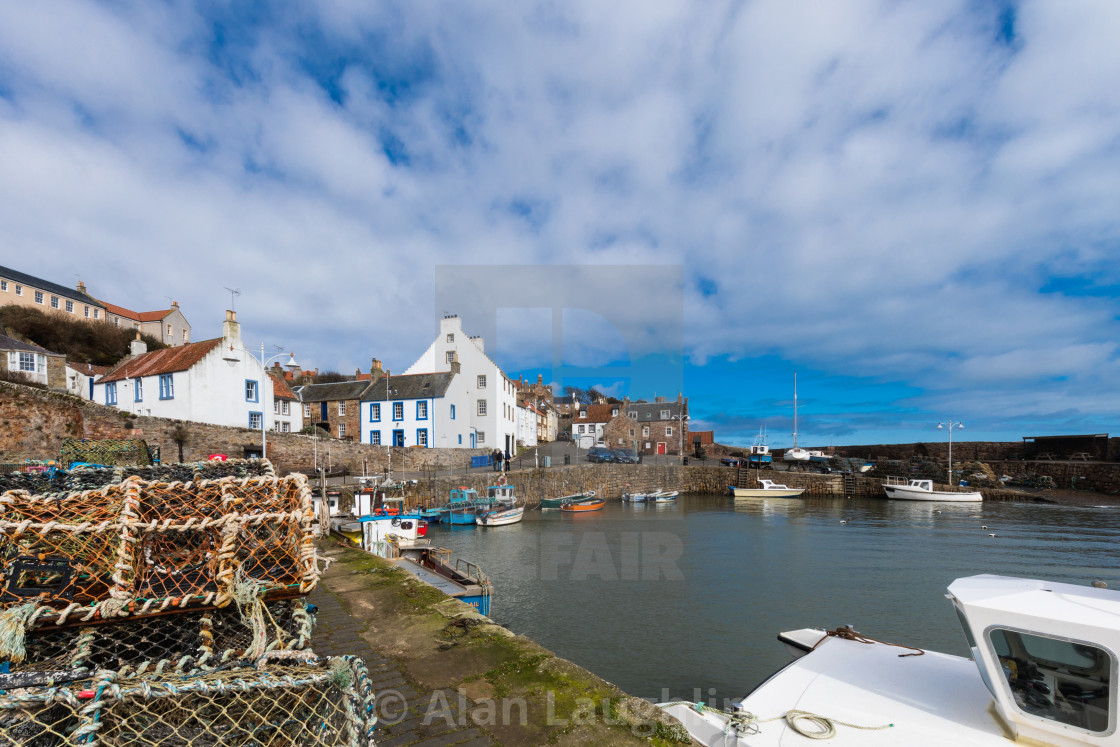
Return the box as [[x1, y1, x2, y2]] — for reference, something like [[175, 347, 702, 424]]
[[814, 626, 925, 657], [660, 701, 893, 743]]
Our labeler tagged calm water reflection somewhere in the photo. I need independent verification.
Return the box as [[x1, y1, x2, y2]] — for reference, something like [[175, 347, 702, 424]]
[[425, 494, 1120, 701]]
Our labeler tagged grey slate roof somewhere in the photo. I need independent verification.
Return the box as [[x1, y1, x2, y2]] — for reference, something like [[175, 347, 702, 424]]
[[293, 380, 373, 403], [0, 333, 63, 357], [624, 401, 686, 422], [0, 266, 105, 308], [363, 372, 454, 402]]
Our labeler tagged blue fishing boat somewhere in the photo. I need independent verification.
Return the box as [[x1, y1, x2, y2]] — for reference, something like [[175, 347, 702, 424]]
[[445, 486, 486, 525], [748, 428, 773, 468]]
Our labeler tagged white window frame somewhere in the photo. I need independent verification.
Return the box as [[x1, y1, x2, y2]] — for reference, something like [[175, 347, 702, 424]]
[[34, 291, 43, 304], [50, 296, 59, 309], [84, 306, 89, 317], [0, 281, 6, 291], [303, 403, 311, 418], [339, 423, 346, 438], [477, 375, 486, 388], [18, 352, 35, 372], [14, 285, 22, 296], [446, 351, 455, 363], [65, 300, 73, 312], [477, 431, 486, 444], [281, 400, 289, 415], [249, 412, 263, 429], [666, 426, 673, 437], [274, 400, 280, 414], [370, 431, 381, 445], [661, 409, 670, 419], [338, 401, 346, 417], [281, 421, 290, 433]]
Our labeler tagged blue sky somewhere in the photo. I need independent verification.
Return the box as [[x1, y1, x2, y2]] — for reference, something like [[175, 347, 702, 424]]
[[1, 1, 1119, 447]]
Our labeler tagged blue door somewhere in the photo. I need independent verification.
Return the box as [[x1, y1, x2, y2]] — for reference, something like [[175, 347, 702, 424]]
[[470, 432, 476, 448], [393, 430, 405, 447], [320, 402, 328, 420]]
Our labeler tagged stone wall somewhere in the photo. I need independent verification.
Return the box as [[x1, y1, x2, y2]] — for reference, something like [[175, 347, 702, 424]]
[[0, 381, 489, 474]]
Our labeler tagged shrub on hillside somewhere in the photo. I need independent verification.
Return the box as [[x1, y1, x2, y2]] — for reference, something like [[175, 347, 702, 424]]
[[0, 305, 167, 366]]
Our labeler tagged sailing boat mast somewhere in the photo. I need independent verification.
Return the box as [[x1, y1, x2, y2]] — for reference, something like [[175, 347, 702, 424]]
[[792, 372, 798, 449]]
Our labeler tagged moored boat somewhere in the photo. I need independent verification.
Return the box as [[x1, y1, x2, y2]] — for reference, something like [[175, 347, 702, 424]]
[[729, 479, 805, 499], [659, 574, 1118, 746], [476, 505, 525, 526], [748, 429, 772, 468], [883, 477, 982, 502], [649, 490, 678, 502], [542, 490, 595, 509], [560, 498, 606, 512]]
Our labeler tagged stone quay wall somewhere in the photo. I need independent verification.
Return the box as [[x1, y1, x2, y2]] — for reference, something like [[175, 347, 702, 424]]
[[0, 381, 488, 474]]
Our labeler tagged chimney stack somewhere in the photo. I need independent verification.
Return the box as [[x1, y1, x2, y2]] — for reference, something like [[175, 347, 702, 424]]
[[222, 310, 241, 346], [76, 281, 87, 294], [130, 331, 147, 357], [370, 358, 383, 375]]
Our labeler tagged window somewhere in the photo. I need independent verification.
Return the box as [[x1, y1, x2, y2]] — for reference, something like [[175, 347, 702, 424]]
[[84, 306, 89, 317], [92, 308, 99, 319], [417, 429, 428, 447], [274, 422, 282, 432], [50, 296, 59, 309], [393, 402, 403, 420], [458, 434, 462, 445], [274, 400, 280, 414], [133, 378, 143, 402], [370, 403, 381, 422], [281, 422, 290, 433], [159, 374, 173, 399], [249, 412, 262, 429], [303, 403, 311, 418], [339, 423, 346, 438], [446, 351, 455, 364], [338, 401, 346, 417], [629, 411, 637, 418], [370, 431, 381, 445], [65, 300, 73, 313], [417, 401, 427, 419], [450, 404, 456, 419], [612, 408, 619, 416], [446, 333, 454, 343], [281, 401, 289, 415], [34, 291, 43, 304], [477, 400, 487, 416], [112, 318, 119, 327], [477, 431, 485, 444], [183, 329, 188, 342], [477, 375, 486, 388], [18, 352, 35, 372], [105, 382, 117, 405], [0, 281, 5, 291], [245, 380, 258, 402], [166, 323, 172, 336], [643, 426, 650, 437], [14, 285, 22, 296], [629, 429, 635, 436], [988, 628, 1112, 733], [666, 426, 673, 436], [578, 425, 586, 434]]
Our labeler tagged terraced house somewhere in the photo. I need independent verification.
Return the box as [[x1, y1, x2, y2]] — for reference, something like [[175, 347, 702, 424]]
[[0, 265, 105, 320]]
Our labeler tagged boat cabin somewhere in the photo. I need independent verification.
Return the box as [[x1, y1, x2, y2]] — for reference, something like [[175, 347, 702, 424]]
[[359, 514, 428, 558], [449, 487, 481, 505], [949, 575, 1120, 745], [486, 485, 516, 504]]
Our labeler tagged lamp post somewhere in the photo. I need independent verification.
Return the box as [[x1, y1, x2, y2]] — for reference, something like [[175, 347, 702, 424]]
[[678, 409, 689, 465], [937, 419, 964, 486], [259, 345, 300, 460]]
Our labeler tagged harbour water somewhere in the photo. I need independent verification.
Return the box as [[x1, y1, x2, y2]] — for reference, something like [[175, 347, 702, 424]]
[[427, 494, 1120, 703]]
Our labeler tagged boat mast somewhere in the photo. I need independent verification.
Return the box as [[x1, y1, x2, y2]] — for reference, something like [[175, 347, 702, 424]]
[[792, 372, 798, 449]]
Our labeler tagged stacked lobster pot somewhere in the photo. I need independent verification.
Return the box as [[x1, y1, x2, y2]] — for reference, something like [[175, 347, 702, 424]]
[[0, 460, 377, 746]]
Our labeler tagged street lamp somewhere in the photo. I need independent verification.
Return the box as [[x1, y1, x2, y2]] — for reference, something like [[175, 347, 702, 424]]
[[937, 420, 964, 486], [679, 409, 689, 465], [259, 345, 300, 459]]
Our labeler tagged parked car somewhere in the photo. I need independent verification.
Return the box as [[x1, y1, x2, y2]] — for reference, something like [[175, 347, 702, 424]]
[[586, 447, 615, 463], [612, 449, 640, 464], [720, 457, 743, 467]]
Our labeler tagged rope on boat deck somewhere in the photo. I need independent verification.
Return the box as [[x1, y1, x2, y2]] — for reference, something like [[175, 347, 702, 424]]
[[814, 626, 925, 657], [661, 702, 893, 743]]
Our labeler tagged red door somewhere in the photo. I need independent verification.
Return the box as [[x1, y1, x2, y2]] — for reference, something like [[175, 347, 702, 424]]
[[656, 442, 666, 455]]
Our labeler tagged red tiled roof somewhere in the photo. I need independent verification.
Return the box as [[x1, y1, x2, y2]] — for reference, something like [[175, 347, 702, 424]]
[[102, 303, 174, 322], [98, 338, 222, 383], [573, 403, 615, 423], [270, 372, 298, 400], [68, 361, 111, 376]]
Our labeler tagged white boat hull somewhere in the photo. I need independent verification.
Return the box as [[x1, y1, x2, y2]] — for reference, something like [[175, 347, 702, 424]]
[[884, 484, 982, 502], [476, 507, 525, 526], [730, 487, 804, 499]]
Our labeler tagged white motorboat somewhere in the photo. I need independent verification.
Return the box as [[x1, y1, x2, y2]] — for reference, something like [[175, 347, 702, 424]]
[[476, 505, 524, 526], [883, 477, 982, 502], [660, 574, 1120, 746], [625, 489, 678, 502], [729, 479, 805, 499]]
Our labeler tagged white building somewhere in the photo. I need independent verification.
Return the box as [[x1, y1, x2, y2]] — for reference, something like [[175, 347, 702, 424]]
[[360, 369, 469, 448], [65, 362, 108, 400], [516, 403, 538, 448], [269, 371, 303, 434], [94, 311, 297, 436], [403, 315, 518, 452]]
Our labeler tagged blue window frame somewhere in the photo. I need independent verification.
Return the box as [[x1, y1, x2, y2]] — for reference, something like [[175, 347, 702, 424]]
[[450, 404, 456, 420], [159, 374, 174, 400], [370, 403, 381, 422], [416, 429, 428, 447], [416, 401, 428, 420], [393, 429, 404, 447], [133, 378, 143, 402], [105, 382, 117, 405], [245, 379, 258, 402], [370, 431, 381, 445], [249, 411, 263, 429], [392, 402, 403, 421], [458, 434, 462, 445]]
